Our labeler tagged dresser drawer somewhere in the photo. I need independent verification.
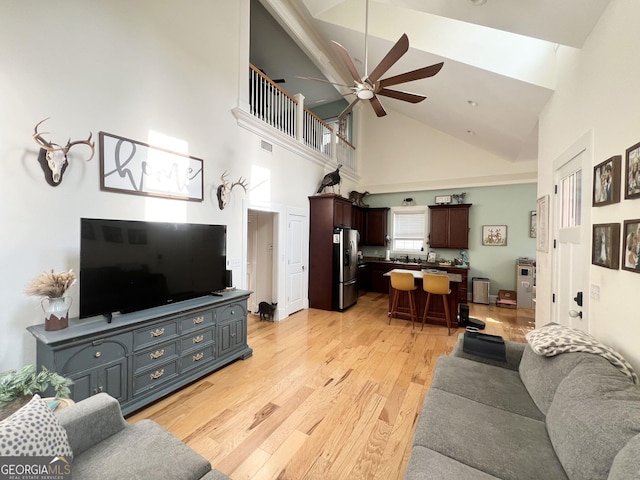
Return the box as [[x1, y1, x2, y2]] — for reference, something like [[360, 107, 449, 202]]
[[133, 340, 179, 372], [181, 345, 215, 373], [218, 303, 246, 323], [181, 327, 214, 353], [180, 311, 214, 334], [133, 320, 178, 350], [133, 360, 178, 395], [62, 339, 128, 375]]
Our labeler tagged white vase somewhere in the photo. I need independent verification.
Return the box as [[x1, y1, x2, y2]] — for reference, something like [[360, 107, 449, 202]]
[[41, 296, 72, 331]]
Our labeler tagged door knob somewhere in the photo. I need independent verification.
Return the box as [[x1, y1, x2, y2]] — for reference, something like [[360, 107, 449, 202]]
[[569, 310, 583, 318]]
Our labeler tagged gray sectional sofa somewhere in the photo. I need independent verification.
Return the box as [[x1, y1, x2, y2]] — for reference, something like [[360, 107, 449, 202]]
[[56, 393, 229, 480], [405, 333, 640, 480]]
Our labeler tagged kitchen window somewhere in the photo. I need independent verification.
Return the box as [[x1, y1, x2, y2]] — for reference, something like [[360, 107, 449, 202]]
[[390, 206, 427, 253]]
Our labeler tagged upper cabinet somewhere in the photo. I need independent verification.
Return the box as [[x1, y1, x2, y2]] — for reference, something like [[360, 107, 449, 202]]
[[428, 204, 471, 249], [352, 206, 389, 246]]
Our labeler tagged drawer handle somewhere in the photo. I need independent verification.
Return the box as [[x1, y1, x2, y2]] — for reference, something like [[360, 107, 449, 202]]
[[192, 335, 204, 344], [150, 328, 165, 337], [150, 349, 165, 360], [230, 310, 235, 315], [150, 369, 165, 380], [193, 316, 204, 325], [93, 386, 104, 394], [230, 332, 236, 338], [94, 352, 101, 358], [192, 352, 204, 362]]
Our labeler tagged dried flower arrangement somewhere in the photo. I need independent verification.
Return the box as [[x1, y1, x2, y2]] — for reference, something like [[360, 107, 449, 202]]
[[25, 269, 76, 299]]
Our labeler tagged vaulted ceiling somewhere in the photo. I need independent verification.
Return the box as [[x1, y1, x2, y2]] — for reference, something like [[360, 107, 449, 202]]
[[253, 0, 611, 163]]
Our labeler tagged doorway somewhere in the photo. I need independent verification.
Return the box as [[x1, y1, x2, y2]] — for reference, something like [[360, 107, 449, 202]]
[[552, 132, 592, 331], [247, 209, 278, 315]]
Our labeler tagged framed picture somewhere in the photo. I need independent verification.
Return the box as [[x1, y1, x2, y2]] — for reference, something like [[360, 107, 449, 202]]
[[427, 251, 437, 263], [435, 195, 451, 204], [536, 195, 549, 252], [99, 131, 204, 202], [529, 210, 537, 238], [622, 219, 640, 272], [625, 142, 640, 199], [482, 225, 507, 246], [593, 155, 621, 206], [592, 223, 620, 269]]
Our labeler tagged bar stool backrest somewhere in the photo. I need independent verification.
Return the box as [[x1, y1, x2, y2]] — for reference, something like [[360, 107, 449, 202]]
[[423, 273, 450, 295], [391, 271, 416, 291]]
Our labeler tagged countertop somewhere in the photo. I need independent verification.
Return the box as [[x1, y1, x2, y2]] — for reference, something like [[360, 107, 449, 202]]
[[383, 268, 463, 283], [359, 257, 469, 270]]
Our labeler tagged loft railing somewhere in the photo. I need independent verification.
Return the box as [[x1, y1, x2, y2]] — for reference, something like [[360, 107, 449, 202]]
[[248, 64, 356, 171]]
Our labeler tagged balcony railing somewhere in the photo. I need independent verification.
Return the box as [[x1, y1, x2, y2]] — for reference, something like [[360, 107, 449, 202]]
[[249, 64, 355, 171]]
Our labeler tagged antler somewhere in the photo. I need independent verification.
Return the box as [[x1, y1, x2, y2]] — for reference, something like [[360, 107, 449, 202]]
[[220, 171, 230, 187], [64, 131, 95, 160], [33, 117, 56, 151], [230, 176, 249, 193]]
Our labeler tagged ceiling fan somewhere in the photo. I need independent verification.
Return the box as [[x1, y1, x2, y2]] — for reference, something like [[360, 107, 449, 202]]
[[300, 0, 443, 119]]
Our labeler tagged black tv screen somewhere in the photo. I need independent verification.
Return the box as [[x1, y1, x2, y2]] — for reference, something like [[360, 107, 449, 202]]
[[80, 218, 227, 319]]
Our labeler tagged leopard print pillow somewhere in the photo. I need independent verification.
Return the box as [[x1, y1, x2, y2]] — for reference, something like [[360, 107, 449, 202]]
[[0, 394, 73, 457]]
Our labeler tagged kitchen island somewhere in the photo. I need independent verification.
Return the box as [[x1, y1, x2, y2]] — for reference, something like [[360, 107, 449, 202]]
[[384, 268, 463, 329]]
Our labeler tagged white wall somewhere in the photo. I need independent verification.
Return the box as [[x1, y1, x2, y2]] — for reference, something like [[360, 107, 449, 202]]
[[537, 0, 640, 371], [357, 106, 538, 193], [0, 0, 327, 370]]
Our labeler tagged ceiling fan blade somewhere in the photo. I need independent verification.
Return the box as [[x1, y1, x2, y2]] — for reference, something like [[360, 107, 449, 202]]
[[296, 76, 354, 89], [377, 88, 426, 104], [332, 41, 362, 83], [366, 33, 409, 84], [338, 97, 361, 120], [369, 95, 387, 117], [379, 62, 444, 88]]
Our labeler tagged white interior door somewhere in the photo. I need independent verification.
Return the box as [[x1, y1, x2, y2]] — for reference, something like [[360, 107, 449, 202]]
[[553, 144, 590, 331], [286, 209, 307, 315]]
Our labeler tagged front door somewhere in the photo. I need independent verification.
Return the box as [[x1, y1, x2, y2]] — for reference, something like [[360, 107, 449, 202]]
[[553, 136, 591, 330]]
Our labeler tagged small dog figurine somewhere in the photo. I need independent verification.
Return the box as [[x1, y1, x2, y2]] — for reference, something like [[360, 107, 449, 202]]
[[258, 302, 277, 321]]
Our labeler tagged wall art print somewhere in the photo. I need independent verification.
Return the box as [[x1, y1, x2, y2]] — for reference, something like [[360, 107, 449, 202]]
[[482, 225, 507, 246], [622, 219, 640, 272], [536, 195, 549, 252], [593, 155, 621, 207], [99, 132, 203, 202], [592, 223, 620, 270], [625, 141, 640, 200]]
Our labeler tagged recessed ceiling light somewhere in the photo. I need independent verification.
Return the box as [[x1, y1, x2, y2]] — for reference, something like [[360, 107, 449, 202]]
[[469, 0, 487, 5], [467, 100, 479, 107], [467, 130, 476, 135]]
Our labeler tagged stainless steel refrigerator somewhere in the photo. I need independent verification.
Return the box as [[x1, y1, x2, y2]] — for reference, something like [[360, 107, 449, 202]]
[[333, 227, 359, 311]]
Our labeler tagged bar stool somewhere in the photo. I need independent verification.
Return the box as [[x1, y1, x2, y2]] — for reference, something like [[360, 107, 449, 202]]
[[422, 273, 452, 335], [389, 271, 418, 329]]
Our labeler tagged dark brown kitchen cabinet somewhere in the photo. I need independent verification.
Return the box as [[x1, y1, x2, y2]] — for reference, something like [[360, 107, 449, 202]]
[[351, 206, 365, 239], [363, 207, 389, 246], [428, 204, 471, 249], [308, 195, 353, 310]]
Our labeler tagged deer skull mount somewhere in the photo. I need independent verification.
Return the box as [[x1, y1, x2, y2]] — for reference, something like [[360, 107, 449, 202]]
[[216, 171, 248, 210], [32, 117, 95, 186]]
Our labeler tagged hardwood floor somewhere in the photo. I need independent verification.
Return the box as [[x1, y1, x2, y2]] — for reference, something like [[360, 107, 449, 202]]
[[128, 293, 535, 479]]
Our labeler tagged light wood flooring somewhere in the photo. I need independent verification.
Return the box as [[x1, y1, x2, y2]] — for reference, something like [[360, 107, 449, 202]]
[[128, 292, 535, 479]]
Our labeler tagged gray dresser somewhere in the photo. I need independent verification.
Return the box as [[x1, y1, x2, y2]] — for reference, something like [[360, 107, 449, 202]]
[[27, 290, 252, 415]]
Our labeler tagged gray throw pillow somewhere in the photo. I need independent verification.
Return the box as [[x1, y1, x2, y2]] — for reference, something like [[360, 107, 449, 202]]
[[0, 394, 73, 458]]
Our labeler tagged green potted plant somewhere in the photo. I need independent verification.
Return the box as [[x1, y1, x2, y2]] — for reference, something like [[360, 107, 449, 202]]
[[0, 365, 73, 418]]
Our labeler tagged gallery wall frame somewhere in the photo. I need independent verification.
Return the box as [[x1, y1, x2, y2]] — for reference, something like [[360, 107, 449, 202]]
[[622, 219, 640, 272], [625, 141, 640, 200], [592, 155, 621, 207], [482, 225, 507, 246], [99, 131, 204, 202], [536, 195, 549, 252], [592, 223, 620, 270]]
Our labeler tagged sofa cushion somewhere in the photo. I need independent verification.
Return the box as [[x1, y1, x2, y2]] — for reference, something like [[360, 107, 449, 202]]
[[413, 388, 568, 480], [519, 345, 595, 414], [405, 445, 501, 480], [546, 357, 640, 480], [430, 355, 544, 420], [71, 419, 211, 480], [608, 433, 640, 480], [0, 394, 73, 458]]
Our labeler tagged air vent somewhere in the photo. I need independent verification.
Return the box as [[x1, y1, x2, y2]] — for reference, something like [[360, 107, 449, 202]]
[[261, 140, 273, 152]]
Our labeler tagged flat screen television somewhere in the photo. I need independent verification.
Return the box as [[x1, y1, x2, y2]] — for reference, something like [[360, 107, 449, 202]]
[[80, 218, 227, 319]]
